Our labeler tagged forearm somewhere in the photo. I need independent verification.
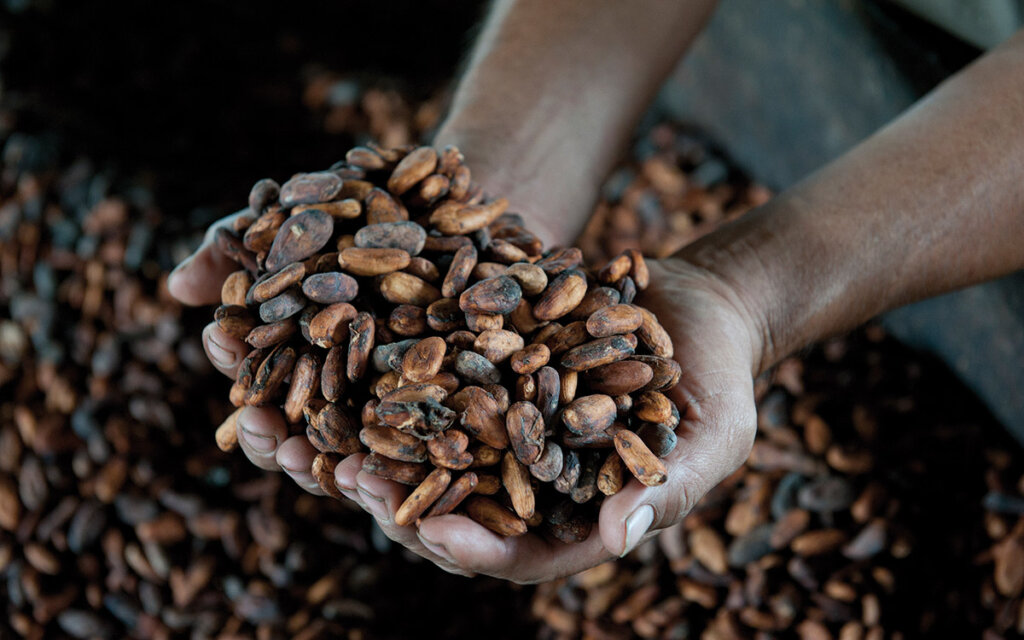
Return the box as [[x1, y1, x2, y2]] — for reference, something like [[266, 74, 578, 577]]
[[435, 0, 717, 246], [684, 31, 1024, 374]]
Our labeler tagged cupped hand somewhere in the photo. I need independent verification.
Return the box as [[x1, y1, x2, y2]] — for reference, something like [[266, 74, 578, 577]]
[[168, 209, 763, 583], [167, 209, 477, 577], [412, 256, 761, 582]]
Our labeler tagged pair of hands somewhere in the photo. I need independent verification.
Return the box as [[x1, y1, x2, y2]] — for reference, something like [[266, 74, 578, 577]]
[[167, 208, 761, 583]]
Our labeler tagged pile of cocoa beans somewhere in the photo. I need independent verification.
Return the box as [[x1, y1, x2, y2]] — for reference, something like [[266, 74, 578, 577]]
[[213, 144, 683, 538]]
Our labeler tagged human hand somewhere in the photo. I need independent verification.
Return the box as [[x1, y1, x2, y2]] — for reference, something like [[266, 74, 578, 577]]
[[167, 209, 482, 577], [399, 256, 761, 582]]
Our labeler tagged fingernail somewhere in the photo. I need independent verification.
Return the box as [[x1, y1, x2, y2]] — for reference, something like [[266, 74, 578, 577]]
[[621, 505, 655, 557], [356, 486, 390, 522], [417, 532, 456, 564], [238, 425, 276, 453], [207, 332, 237, 369]]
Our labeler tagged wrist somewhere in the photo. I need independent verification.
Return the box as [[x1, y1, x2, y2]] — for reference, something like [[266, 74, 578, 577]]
[[433, 120, 603, 248]]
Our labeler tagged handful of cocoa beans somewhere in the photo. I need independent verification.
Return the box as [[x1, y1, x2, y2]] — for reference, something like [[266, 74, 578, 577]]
[[211, 144, 681, 540]]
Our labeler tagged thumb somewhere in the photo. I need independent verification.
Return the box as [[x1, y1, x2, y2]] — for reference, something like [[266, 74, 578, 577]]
[[168, 209, 253, 307], [598, 383, 756, 557]]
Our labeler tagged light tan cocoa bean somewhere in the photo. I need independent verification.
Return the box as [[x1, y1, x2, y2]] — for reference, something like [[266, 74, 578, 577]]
[[215, 305, 258, 340], [465, 312, 503, 332], [441, 244, 478, 298], [560, 370, 578, 404], [430, 198, 509, 235], [400, 336, 446, 383], [294, 198, 362, 219], [598, 252, 632, 284], [423, 472, 478, 519], [534, 366, 560, 425], [309, 403, 362, 455], [529, 442, 564, 482], [586, 304, 643, 338], [265, 209, 334, 273], [362, 453, 430, 486], [359, 424, 427, 463], [506, 401, 545, 465], [258, 288, 306, 323], [471, 261, 509, 281], [636, 422, 677, 457], [464, 496, 527, 537], [388, 304, 427, 336], [634, 391, 674, 424], [454, 351, 502, 385], [459, 387, 509, 449], [222, 270, 254, 306], [308, 303, 357, 348], [597, 452, 626, 496], [584, 360, 654, 395], [459, 276, 522, 315], [337, 247, 411, 276], [246, 346, 296, 406], [533, 270, 587, 321], [469, 444, 502, 468], [504, 262, 548, 296], [376, 398, 455, 440], [631, 355, 682, 391], [395, 467, 451, 526], [405, 256, 441, 283], [627, 249, 650, 289], [215, 407, 243, 453], [345, 146, 387, 170], [245, 317, 298, 348], [279, 171, 343, 207], [425, 297, 464, 332], [488, 239, 528, 264], [561, 335, 635, 371], [474, 329, 524, 364], [791, 529, 848, 556], [636, 306, 674, 358], [536, 247, 583, 275], [284, 352, 320, 424], [544, 321, 590, 355], [502, 452, 535, 519], [346, 312, 375, 382], [569, 286, 621, 320], [387, 146, 437, 196], [252, 261, 305, 302], [426, 430, 473, 470], [302, 272, 358, 304], [510, 343, 550, 375], [614, 430, 667, 487], [379, 272, 441, 306], [311, 453, 344, 499], [249, 177, 280, 213], [364, 187, 407, 224], [562, 394, 617, 435], [507, 298, 545, 334]]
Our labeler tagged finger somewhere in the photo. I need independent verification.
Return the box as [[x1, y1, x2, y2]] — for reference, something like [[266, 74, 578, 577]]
[[202, 323, 248, 379], [353, 470, 473, 576], [417, 515, 613, 584], [276, 435, 327, 496], [599, 381, 756, 558], [168, 210, 252, 307], [334, 454, 369, 508], [235, 406, 288, 471]]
